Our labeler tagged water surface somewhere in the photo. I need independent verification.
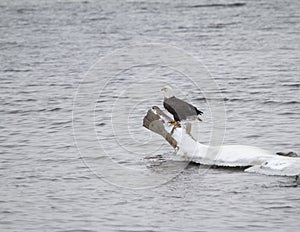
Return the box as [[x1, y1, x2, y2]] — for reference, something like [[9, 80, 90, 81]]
[[1, 0, 299, 231]]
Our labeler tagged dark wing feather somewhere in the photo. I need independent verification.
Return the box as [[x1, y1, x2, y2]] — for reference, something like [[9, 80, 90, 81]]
[[195, 108, 203, 115], [163, 96, 203, 121], [163, 99, 181, 121]]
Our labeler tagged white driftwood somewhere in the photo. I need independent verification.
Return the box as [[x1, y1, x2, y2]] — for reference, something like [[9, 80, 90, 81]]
[[143, 106, 300, 178]]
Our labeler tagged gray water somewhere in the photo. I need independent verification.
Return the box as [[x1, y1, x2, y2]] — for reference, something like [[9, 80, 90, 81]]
[[1, 0, 300, 231]]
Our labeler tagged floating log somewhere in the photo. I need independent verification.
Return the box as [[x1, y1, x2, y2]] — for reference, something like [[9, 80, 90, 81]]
[[143, 106, 300, 179]]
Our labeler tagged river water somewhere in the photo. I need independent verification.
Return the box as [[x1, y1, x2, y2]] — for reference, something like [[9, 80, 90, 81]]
[[1, 0, 300, 231]]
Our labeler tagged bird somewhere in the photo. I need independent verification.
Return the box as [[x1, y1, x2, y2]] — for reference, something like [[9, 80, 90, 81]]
[[161, 87, 203, 127]]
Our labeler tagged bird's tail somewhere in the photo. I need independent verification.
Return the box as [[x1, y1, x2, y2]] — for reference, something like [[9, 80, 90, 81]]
[[196, 108, 203, 121], [197, 114, 203, 121], [196, 108, 203, 115]]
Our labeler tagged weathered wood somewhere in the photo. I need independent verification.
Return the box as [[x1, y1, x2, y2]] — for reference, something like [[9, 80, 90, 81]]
[[143, 106, 177, 148]]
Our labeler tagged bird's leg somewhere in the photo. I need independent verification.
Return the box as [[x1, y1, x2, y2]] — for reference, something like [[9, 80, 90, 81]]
[[169, 120, 180, 127]]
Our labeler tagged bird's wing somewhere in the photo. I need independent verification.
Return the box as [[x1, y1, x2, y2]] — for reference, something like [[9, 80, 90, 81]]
[[164, 96, 203, 121], [163, 98, 180, 121]]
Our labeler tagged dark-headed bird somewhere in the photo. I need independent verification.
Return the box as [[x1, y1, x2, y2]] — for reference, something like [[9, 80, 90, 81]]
[[161, 87, 203, 127]]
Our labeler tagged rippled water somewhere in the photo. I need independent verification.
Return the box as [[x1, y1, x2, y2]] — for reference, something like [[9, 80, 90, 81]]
[[1, 0, 300, 231]]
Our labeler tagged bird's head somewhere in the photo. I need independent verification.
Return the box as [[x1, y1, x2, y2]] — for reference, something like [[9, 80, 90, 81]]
[[160, 86, 174, 99]]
